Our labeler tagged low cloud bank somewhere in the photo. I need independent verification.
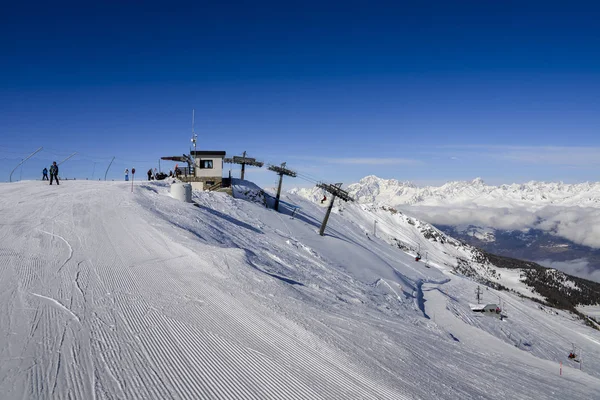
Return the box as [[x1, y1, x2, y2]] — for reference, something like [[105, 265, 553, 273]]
[[407, 205, 600, 249]]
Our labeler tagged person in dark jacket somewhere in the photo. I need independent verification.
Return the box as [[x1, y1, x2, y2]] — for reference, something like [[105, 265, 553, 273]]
[[147, 169, 152, 181], [49, 161, 59, 185], [42, 168, 49, 180]]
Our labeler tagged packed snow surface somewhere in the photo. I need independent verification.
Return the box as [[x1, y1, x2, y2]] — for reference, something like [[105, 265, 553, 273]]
[[1, 180, 600, 399]]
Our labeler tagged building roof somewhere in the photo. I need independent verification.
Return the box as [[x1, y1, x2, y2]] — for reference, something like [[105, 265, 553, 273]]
[[191, 151, 226, 156], [470, 303, 498, 311], [160, 156, 188, 162]]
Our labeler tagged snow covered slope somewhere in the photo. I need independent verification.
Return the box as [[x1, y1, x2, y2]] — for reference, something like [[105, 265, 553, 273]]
[[291, 176, 600, 275], [1, 180, 600, 399]]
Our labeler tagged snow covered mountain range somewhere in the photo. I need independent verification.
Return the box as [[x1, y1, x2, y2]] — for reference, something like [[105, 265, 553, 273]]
[[291, 176, 600, 282], [2, 179, 600, 399], [345, 175, 600, 207]]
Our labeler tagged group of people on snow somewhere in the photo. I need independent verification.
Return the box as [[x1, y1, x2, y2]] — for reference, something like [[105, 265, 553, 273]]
[[42, 163, 180, 184], [125, 168, 173, 181], [42, 162, 59, 185], [142, 168, 173, 181]]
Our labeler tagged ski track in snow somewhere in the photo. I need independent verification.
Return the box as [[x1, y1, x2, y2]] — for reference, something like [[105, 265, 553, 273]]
[[30, 293, 80, 323], [0, 180, 599, 399], [38, 229, 73, 273]]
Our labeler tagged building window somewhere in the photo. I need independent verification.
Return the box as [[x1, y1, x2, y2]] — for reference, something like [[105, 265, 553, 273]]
[[200, 160, 213, 169]]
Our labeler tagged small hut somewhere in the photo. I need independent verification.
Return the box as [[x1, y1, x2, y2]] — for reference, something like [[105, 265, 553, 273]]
[[470, 303, 502, 318]]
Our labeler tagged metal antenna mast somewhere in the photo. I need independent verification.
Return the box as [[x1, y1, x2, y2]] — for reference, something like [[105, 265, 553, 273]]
[[268, 162, 297, 211], [224, 151, 264, 180], [316, 182, 354, 236], [191, 109, 197, 153]]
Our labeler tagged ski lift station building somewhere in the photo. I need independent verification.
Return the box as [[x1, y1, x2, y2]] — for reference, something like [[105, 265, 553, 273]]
[[161, 150, 227, 191], [191, 150, 226, 187], [470, 303, 502, 318]]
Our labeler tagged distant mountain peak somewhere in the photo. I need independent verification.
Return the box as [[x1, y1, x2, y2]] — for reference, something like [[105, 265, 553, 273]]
[[471, 177, 485, 186], [356, 175, 415, 187]]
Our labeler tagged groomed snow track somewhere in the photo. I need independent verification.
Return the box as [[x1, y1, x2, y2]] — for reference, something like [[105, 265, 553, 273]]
[[1, 180, 599, 400], [0, 182, 407, 399]]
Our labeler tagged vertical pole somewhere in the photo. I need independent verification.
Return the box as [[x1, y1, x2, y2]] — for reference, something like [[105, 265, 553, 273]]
[[131, 171, 134, 193], [159, 158, 161, 173], [240, 151, 246, 180], [274, 173, 283, 211], [374, 220, 377, 236], [193, 109, 197, 152], [560, 362, 562, 376], [319, 195, 337, 236]]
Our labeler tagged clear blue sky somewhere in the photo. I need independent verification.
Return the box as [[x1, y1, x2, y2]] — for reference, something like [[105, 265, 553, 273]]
[[1, 1, 599, 188]]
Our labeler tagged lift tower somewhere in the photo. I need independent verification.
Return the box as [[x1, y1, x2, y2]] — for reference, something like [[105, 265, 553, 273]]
[[316, 182, 354, 236], [268, 162, 297, 211], [224, 151, 264, 180]]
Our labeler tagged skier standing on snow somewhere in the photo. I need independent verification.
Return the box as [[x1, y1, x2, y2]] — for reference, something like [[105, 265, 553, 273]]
[[49, 161, 59, 185], [125, 168, 129, 181], [147, 169, 152, 181], [42, 167, 48, 180]]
